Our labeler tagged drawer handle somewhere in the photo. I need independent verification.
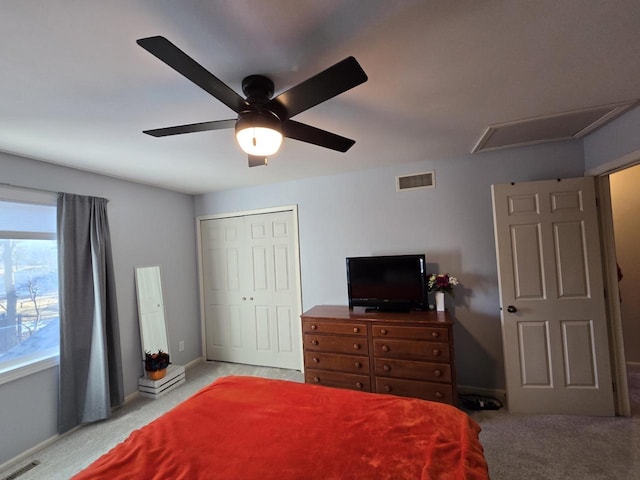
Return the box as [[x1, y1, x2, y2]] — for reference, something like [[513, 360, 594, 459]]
[[382, 345, 390, 352], [431, 331, 440, 338], [384, 385, 391, 392], [355, 382, 363, 389], [435, 391, 443, 399], [380, 328, 387, 335], [434, 369, 442, 377], [310, 324, 317, 330], [313, 376, 321, 383], [383, 364, 391, 372], [353, 343, 361, 350], [432, 349, 441, 356], [311, 340, 319, 346], [355, 361, 362, 368], [353, 327, 360, 333], [312, 357, 320, 363]]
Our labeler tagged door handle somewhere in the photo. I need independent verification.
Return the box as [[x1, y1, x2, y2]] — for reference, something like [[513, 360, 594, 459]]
[[507, 305, 517, 313]]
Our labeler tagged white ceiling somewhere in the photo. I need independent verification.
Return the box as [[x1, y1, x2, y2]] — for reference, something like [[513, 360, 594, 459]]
[[1, 0, 639, 194]]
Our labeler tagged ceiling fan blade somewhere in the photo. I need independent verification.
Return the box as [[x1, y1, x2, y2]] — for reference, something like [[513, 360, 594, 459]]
[[282, 120, 355, 152], [248, 155, 268, 167], [137, 36, 248, 113], [143, 119, 236, 137], [265, 57, 367, 119]]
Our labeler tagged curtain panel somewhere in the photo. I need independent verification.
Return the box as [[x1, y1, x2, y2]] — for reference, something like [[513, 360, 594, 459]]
[[57, 193, 124, 433]]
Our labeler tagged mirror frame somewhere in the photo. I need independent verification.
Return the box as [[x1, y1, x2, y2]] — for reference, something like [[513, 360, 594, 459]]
[[134, 265, 170, 359]]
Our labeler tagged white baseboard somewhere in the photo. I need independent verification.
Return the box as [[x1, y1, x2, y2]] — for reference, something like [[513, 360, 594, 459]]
[[0, 428, 68, 474], [185, 357, 205, 369]]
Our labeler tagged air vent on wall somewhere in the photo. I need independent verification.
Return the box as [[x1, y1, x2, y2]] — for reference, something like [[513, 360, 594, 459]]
[[472, 100, 638, 153], [396, 171, 434, 191]]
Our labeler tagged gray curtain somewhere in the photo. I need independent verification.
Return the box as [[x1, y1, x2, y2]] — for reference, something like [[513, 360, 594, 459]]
[[57, 193, 124, 434]]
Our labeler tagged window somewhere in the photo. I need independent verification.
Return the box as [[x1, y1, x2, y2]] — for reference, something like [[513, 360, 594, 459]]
[[0, 188, 58, 384]]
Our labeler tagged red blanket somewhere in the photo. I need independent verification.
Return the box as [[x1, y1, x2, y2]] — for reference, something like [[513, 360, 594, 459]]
[[73, 376, 489, 479]]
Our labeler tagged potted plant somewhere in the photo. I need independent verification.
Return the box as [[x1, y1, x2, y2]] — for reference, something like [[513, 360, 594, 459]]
[[144, 350, 171, 380], [427, 274, 459, 311]]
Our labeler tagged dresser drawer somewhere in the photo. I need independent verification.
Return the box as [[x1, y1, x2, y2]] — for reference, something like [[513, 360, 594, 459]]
[[304, 352, 369, 374], [303, 320, 367, 336], [373, 339, 450, 361], [304, 333, 369, 355], [373, 325, 449, 341], [374, 358, 451, 383], [305, 370, 371, 392], [375, 377, 453, 404]]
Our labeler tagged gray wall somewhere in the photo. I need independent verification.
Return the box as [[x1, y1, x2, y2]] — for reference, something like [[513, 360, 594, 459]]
[[584, 106, 640, 172], [195, 141, 586, 392], [0, 152, 200, 465]]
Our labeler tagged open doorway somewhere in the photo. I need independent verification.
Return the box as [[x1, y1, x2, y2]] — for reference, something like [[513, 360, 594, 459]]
[[609, 164, 640, 416]]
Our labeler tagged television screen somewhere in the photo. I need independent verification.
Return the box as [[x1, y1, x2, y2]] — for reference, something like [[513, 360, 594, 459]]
[[346, 254, 426, 312]]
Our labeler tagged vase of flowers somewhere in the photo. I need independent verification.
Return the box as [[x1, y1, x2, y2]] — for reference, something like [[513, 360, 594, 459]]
[[427, 274, 459, 311], [144, 350, 171, 380]]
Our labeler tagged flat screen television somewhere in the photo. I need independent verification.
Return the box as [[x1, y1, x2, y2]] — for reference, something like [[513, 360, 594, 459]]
[[346, 254, 427, 312]]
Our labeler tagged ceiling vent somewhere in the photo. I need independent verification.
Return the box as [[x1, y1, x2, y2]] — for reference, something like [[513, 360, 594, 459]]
[[472, 100, 637, 153], [396, 171, 434, 192]]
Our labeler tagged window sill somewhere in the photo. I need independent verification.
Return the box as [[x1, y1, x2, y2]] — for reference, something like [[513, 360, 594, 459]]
[[0, 355, 59, 387]]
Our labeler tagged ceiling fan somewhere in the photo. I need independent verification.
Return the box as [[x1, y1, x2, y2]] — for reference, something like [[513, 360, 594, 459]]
[[137, 36, 368, 167]]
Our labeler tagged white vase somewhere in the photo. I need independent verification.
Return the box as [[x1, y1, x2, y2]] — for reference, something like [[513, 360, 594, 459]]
[[435, 291, 445, 311]]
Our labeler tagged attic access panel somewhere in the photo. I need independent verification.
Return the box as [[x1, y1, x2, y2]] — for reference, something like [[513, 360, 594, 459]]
[[472, 101, 637, 153]]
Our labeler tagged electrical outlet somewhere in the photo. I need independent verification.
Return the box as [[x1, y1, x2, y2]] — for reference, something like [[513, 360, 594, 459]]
[[178, 340, 184, 352]]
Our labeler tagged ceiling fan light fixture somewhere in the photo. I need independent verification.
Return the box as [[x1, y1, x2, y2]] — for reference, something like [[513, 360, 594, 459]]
[[235, 111, 283, 156], [137, 38, 368, 158]]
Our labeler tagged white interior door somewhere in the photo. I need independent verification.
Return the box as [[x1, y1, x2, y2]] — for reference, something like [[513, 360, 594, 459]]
[[200, 209, 301, 369], [244, 212, 300, 368], [201, 216, 252, 364], [492, 176, 615, 415]]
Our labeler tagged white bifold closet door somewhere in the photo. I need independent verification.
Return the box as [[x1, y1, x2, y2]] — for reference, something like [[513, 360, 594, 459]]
[[200, 210, 301, 370]]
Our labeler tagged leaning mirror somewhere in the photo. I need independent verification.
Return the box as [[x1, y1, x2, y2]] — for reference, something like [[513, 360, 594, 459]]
[[135, 266, 169, 356]]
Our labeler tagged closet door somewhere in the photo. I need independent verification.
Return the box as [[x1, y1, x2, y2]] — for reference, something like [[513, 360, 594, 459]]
[[201, 216, 254, 365], [200, 210, 301, 369]]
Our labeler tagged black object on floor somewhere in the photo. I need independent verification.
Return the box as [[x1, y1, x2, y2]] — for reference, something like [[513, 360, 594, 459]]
[[459, 394, 503, 411]]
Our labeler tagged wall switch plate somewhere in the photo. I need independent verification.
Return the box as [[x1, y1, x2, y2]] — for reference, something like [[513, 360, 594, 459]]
[[178, 340, 184, 352]]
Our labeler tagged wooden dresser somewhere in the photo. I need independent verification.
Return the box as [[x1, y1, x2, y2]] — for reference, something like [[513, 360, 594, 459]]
[[301, 305, 456, 405]]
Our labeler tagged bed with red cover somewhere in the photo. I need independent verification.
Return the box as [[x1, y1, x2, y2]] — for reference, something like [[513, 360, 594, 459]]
[[72, 376, 489, 479]]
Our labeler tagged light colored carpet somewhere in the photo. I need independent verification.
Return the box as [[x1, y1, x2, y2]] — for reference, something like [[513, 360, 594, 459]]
[[475, 407, 640, 479], [476, 363, 640, 479], [2, 361, 640, 480]]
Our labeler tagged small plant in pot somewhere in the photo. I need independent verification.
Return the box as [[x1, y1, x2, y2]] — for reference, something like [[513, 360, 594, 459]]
[[144, 350, 171, 380]]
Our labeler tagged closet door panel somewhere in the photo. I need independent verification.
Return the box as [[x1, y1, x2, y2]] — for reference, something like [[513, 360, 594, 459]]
[[201, 210, 301, 369]]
